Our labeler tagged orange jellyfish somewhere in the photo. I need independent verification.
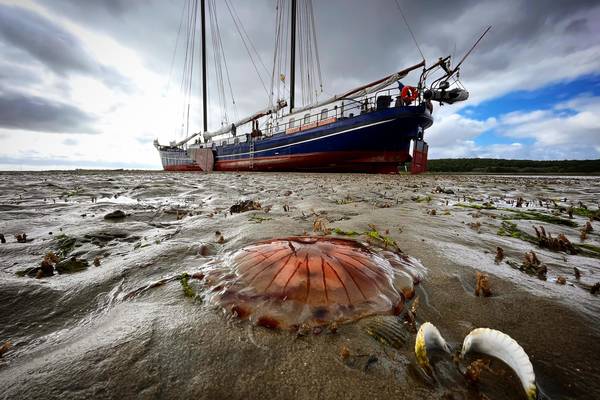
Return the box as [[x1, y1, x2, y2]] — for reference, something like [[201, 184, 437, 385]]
[[204, 236, 424, 331]]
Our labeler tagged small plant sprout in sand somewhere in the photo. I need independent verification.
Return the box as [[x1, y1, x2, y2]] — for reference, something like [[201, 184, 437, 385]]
[[0, 341, 12, 358], [179, 273, 197, 299], [580, 221, 593, 242], [521, 251, 547, 280], [533, 225, 577, 254], [494, 246, 504, 264], [312, 216, 330, 235], [475, 272, 492, 297]]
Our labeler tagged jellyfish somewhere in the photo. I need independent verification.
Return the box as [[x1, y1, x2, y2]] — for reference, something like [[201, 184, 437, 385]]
[[202, 236, 425, 330]]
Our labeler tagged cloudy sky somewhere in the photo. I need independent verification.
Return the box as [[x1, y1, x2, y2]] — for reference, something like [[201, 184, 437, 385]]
[[0, 0, 599, 170]]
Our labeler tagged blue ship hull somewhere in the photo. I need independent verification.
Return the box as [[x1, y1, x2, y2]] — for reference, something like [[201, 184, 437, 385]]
[[211, 105, 432, 173]]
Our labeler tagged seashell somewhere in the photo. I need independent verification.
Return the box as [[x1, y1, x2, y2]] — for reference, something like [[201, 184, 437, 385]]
[[364, 316, 409, 349], [461, 328, 537, 400], [414, 322, 451, 371]]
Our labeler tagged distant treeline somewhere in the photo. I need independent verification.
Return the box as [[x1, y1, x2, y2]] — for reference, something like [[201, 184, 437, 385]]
[[427, 158, 600, 174]]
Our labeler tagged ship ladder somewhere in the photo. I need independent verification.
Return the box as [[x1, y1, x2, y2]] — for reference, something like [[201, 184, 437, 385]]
[[249, 141, 255, 170]]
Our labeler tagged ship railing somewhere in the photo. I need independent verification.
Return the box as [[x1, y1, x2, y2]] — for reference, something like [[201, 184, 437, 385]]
[[267, 87, 409, 136], [209, 87, 416, 146]]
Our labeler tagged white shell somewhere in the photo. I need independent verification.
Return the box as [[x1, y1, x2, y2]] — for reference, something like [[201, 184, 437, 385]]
[[414, 322, 451, 370], [421, 322, 451, 353], [462, 328, 537, 399]]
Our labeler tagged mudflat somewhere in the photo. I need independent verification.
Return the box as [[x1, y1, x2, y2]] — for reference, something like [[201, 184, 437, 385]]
[[0, 171, 598, 399]]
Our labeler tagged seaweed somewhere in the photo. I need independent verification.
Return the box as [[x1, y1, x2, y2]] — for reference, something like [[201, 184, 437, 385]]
[[365, 225, 399, 250], [497, 221, 533, 241], [55, 257, 89, 274], [455, 203, 496, 210], [15, 267, 37, 277], [61, 188, 85, 198], [330, 225, 399, 251], [418, 195, 432, 203], [498, 222, 600, 258], [331, 227, 360, 236], [335, 195, 354, 205], [179, 273, 196, 298], [570, 207, 600, 220], [577, 243, 600, 255], [500, 209, 577, 227], [53, 234, 77, 258], [248, 215, 273, 223]]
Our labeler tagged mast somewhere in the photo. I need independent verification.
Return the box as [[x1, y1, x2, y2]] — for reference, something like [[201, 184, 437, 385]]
[[289, 0, 297, 111], [201, 0, 207, 133]]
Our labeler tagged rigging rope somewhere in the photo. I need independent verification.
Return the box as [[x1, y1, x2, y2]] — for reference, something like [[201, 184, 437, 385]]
[[393, 0, 425, 62], [185, 0, 198, 137], [166, 0, 188, 96], [214, 3, 238, 122], [269, 0, 322, 110], [224, 0, 270, 97], [208, 0, 227, 124], [179, 0, 198, 138], [308, 0, 323, 95]]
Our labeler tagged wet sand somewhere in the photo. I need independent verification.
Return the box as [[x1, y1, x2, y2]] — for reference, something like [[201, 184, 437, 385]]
[[0, 171, 598, 399]]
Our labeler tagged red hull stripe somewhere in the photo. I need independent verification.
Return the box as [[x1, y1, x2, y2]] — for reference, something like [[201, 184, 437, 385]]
[[214, 151, 409, 173], [164, 164, 203, 172]]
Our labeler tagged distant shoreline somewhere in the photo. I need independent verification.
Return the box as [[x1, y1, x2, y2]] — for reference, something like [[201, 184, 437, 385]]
[[1, 158, 599, 175], [427, 158, 600, 174], [0, 170, 599, 177]]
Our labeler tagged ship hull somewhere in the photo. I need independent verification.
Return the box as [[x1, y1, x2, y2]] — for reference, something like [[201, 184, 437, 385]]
[[157, 105, 432, 173]]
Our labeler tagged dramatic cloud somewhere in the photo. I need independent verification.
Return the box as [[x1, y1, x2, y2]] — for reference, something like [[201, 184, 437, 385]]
[[495, 95, 600, 158], [0, 0, 599, 169], [0, 89, 97, 134], [0, 3, 130, 89]]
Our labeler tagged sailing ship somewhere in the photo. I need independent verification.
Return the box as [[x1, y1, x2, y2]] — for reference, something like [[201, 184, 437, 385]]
[[155, 0, 481, 173]]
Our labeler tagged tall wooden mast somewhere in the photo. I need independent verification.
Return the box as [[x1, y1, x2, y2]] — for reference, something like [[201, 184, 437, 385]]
[[289, 0, 297, 111], [201, 0, 208, 133]]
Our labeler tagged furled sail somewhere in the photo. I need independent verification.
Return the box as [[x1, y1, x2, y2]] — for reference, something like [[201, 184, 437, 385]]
[[175, 100, 287, 145]]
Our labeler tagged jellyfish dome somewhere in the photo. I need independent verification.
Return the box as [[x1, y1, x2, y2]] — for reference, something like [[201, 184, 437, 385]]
[[205, 236, 425, 330]]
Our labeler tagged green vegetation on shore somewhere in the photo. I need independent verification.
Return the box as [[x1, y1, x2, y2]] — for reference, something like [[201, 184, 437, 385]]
[[428, 158, 600, 174]]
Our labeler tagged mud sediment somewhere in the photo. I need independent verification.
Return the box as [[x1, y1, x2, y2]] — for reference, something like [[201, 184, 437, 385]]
[[0, 171, 599, 399]]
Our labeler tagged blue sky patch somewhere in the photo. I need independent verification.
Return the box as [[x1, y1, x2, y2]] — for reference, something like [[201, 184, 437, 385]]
[[461, 74, 600, 120], [461, 74, 600, 147]]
